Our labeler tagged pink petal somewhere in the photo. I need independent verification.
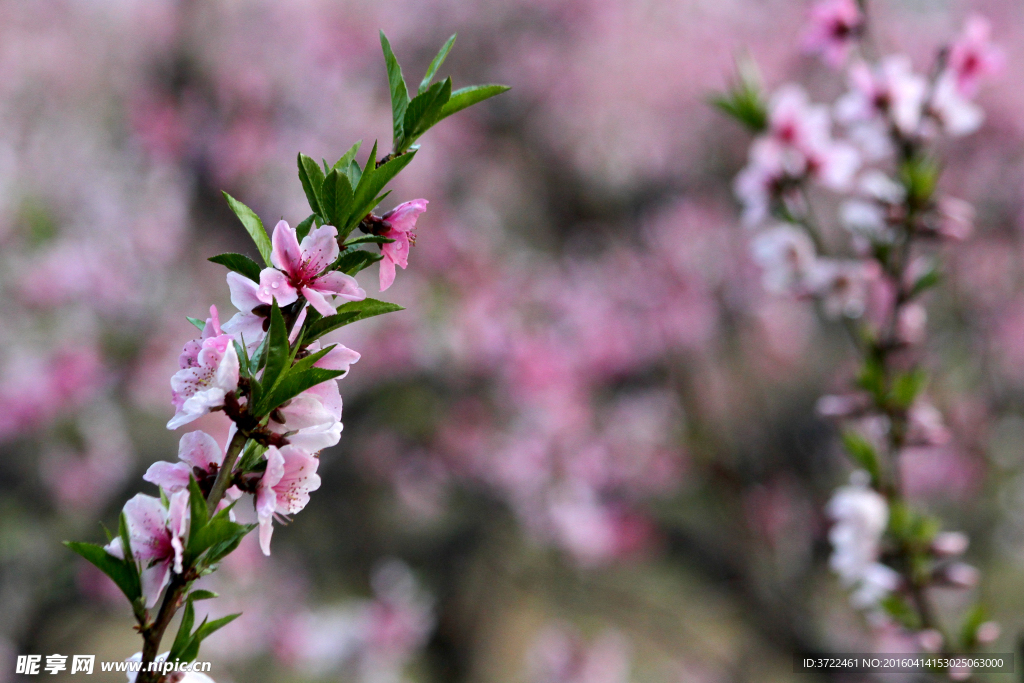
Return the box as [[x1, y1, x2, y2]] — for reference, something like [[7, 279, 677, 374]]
[[379, 257, 397, 292], [285, 420, 343, 452], [382, 199, 428, 233], [143, 461, 192, 492], [103, 536, 125, 560], [306, 380, 343, 421], [314, 271, 366, 302], [270, 220, 302, 276], [178, 430, 224, 471], [222, 312, 266, 353], [301, 285, 337, 317], [298, 224, 340, 276], [314, 343, 360, 373], [258, 268, 299, 307], [288, 305, 308, 344], [140, 559, 172, 608], [270, 394, 335, 432], [381, 233, 410, 269], [123, 494, 170, 564], [258, 516, 274, 556], [226, 271, 263, 312]]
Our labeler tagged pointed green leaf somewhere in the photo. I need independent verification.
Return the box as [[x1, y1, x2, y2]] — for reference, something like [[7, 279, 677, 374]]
[[289, 343, 337, 375], [343, 148, 416, 237], [223, 192, 273, 266], [436, 84, 510, 123], [264, 367, 346, 413], [208, 253, 262, 282], [380, 31, 410, 146], [399, 78, 451, 152], [305, 298, 404, 341], [321, 169, 354, 230], [344, 235, 395, 246], [64, 541, 141, 602], [333, 249, 383, 276], [189, 589, 218, 601], [419, 34, 457, 94], [298, 153, 326, 217], [332, 141, 362, 174], [186, 317, 206, 332], [169, 598, 196, 661], [257, 300, 290, 411]]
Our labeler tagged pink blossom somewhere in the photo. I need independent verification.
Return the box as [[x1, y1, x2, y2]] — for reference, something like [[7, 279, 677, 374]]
[[256, 445, 321, 555], [928, 73, 984, 137], [144, 430, 242, 508], [124, 652, 216, 683], [801, 0, 864, 67], [947, 15, 1003, 97], [223, 271, 268, 354], [750, 225, 817, 293], [168, 306, 240, 430], [806, 258, 879, 318], [258, 220, 366, 316], [104, 491, 190, 608], [836, 56, 927, 138], [378, 199, 428, 291]]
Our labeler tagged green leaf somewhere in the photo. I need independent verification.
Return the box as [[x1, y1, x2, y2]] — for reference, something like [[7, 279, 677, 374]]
[[188, 589, 218, 601], [289, 343, 337, 375], [64, 541, 141, 602], [178, 613, 242, 662], [380, 31, 410, 147], [203, 523, 255, 566], [187, 317, 206, 332], [900, 156, 940, 209], [419, 34, 456, 94], [169, 598, 196, 661], [334, 249, 383, 276], [889, 369, 927, 410], [332, 141, 362, 175], [186, 476, 209, 555], [398, 78, 452, 153], [223, 192, 273, 266], [436, 84, 510, 123], [910, 267, 941, 298], [305, 298, 404, 341], [959, 603, 988, 649], [708, 54, 768, 132], [841, 431, 881, 487], [856, 356, 886, 403], [298, 153, 326, 217], [344, 235, 395, 246], [321, 169, 354, 230], [257, 300, 290, 413], [343, 147, 416, 238], [880, 594, 921, 630], [208, 253, 263, 282], [237, 440, 267, 473], [189, 515, 249, 562], [295, 214, 316, 242], [263, 368, 346, 413]]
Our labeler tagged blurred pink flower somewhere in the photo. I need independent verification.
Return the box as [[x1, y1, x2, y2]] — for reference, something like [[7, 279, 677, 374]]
[[836, 56, 927, 137], [801, 0, 864, 67], [258, 220, 365, 315], [378, 199, 428, 292], [947, 15, 1004, 97]]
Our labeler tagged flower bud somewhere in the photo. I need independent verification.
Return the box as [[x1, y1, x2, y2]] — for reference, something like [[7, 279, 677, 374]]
[[976, 621, 1001, 644], [932, 531, 969, 556], [944, 562, 980, 588], [918, 628, 943, 653]]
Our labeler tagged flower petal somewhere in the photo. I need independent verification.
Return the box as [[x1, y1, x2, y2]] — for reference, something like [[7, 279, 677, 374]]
[[143, 461, 192, 492], [301, 285, 337, 317], [298, 224, 340, 276], [379, 257, 397, 292], [270, 220, 302, 276], [178, 430, 224, 471], [226, 271, 264, 312], [382, 199, 428, 233], [313, 271, 366, 302], [258, 268, 299, 307]]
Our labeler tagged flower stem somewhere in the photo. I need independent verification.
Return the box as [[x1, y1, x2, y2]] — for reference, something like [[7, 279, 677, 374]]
[[206, 428, 248, 514]]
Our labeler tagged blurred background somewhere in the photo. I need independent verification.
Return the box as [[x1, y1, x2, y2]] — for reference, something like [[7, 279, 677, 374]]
[[2, 0, 1024, 681]]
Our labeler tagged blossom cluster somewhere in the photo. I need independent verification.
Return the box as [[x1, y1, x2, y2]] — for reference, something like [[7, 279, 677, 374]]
[[722, 0, 1003, 659], [64, 32, 507, 683]]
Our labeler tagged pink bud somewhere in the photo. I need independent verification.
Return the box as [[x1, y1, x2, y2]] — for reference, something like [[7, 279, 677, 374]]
[[932, 531, 969, 556], [944, 562, 980, 588], [918, 629, 943, 653], [976, 621, 1001, 644]]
